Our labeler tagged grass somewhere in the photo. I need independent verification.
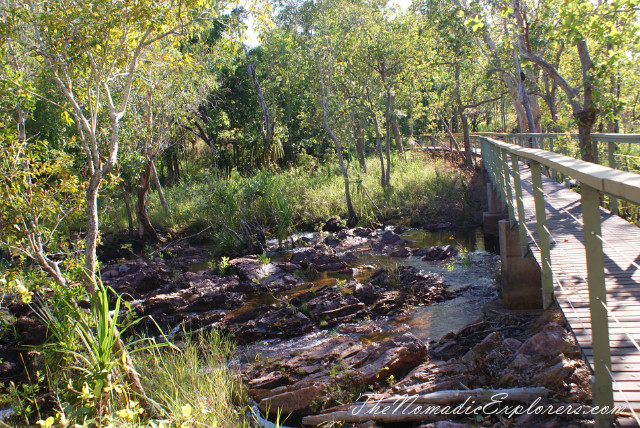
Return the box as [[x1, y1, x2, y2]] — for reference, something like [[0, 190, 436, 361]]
[[101, 152, 475, 254], [134, 330, 248, 428]]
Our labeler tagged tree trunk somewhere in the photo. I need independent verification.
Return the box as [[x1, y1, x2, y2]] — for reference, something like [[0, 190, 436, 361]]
[[384, 88, 392, 186], [84, 176, 101, 296], [151, 160, 170, 216], [390, 92, 404, 159], [322, 121, 357, 227], [459, 107, 473, 167], [513, 43, 537, 144], [172, 152, 180, 182], [120, 183, 134, 237], [372, 114, 386, 187], [354, 116, 367, 173], [135, 161, 159, 241], [576, 109, 596, 163]]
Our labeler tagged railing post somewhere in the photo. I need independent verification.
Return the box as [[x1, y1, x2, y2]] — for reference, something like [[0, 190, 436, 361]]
[[510, 154, 529, 255], [496, 145, 507, 209], [581, 184, 614, 427], [607, 142, 619, 215], [501, 148, 515, 224], [530, 161, 554, 308]]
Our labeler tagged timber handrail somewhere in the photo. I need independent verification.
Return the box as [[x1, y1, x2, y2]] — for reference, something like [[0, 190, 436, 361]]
[[479, 137, 640, 203]]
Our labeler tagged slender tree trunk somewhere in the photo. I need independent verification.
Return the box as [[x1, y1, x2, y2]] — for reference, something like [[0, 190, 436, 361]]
[[353, 116, 367, 173], [384, 87, 392, 185], [151, 160, 170, 216], [389, 92, 404, 159], [121, 183, 134, 237], [84, 176, 101, 296], [235, 12, 274, 167], [459, 107, 473, 167], [172, 152, 180, 181], [135, 160, 159, 241], [372, 114, 386, 187], [513, 43, 537, 145]]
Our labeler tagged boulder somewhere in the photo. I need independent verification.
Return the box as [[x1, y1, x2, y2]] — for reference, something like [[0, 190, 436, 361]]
[[258, 385, 324, 415], [372, 230, 408, 254], [249, 371, 288, 390], [414, 245, 458, 261], [354, 334, 428, 384], [289, 245, 350, 272], [260, 272, 304, 291], [515, 322, 573, 359], [389, 247, 413, 258], [534, 360, 576, 388], [229, 256, 283, 281], [501, 338, 523, 353], [322, 217, 346, 232]]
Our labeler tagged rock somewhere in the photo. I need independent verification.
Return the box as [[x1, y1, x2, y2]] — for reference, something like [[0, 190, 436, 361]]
[[278, 262, 302, 272], [229, 256, 283, 281], [249, 371, 288, 389], [224, 306, 315, 344], [430, 340, 461, 361], [355, 334, 428, 384], [258, 385, 324, 415], [183, 291, 243, 311], [534, 360, 576, 388], [472, 332, 502, 356], [102, 260, 172, 296], [423, 223, 457, 232], [501, 338, 522, 353], [322, 217, 346, 233], [141, 293, 187, 314], [353, 227, 374, 237], [15, 317, 46, 345], [260, 272, 304, 291], [509, 353, 532, 369], [393, 226, 408, 235], [289, 245, 350, 272], [301, 286, 369, 326], [516, 322, 573, 359], [415, 245, 458, 261], [372, 230, 408, 254], [389, 247, 413, 258]]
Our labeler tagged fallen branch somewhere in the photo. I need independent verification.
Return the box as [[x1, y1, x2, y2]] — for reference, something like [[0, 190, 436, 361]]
[[302, 387, 549, 426]]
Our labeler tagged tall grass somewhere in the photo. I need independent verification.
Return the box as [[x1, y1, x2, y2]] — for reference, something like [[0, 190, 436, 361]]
[[102, 153, 473, 252], [134, 331, 248, 427]]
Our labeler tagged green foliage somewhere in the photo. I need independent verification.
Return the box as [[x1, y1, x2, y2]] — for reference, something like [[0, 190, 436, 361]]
[[134, 330, 248, 427]]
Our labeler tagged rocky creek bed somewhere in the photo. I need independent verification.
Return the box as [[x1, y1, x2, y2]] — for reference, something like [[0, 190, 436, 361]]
[[0, 224, 602, 427]]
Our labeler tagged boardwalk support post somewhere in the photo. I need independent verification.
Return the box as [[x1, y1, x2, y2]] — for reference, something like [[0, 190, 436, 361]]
[[498, 219, 543, 309], [581, 184, 614, 427]]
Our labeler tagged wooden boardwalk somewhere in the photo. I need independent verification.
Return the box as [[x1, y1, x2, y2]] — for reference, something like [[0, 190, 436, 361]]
[[516, 164, 640, 425]]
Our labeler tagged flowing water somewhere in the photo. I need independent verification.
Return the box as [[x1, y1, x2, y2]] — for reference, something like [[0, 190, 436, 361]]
[[240, 227, 499, 355]]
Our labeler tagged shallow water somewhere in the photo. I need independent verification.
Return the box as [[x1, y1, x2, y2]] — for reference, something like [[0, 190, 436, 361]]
[[236, 227, 499, 353]]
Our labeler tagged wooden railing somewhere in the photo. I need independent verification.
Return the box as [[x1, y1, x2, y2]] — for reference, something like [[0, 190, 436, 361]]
[[420, 131, 640, 216], [475, 134, 640, 426]]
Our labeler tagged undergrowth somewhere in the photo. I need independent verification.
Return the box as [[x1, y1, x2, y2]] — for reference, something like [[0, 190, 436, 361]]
[[102, 153, 474, 254]]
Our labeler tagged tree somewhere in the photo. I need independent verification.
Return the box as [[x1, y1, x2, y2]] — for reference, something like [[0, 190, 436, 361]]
[[511, 0, 639, 161], [2, 0, 225, 409]]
